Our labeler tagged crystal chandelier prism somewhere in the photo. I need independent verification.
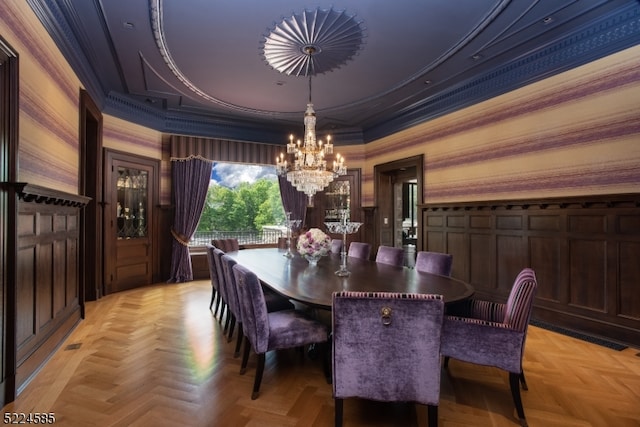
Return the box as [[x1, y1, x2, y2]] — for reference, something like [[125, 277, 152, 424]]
[[276, 73, 346, 200]]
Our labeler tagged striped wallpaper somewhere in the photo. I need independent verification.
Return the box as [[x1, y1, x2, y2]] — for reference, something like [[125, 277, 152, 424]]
[[362, 44, 640, 206], [2, 0, 83, 194], [3, 0, 638, 207]]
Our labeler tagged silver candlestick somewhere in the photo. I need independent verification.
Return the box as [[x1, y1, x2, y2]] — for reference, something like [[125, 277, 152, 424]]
[[283, 212, 301, 258], [325, 209, 362, 276]]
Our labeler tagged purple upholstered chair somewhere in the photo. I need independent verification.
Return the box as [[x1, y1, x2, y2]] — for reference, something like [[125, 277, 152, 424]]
[[441, 268, 538, 427], [205, 244, 222, 315], [233, 263, 329, 400], [224, 238, 240, 251], [375, 245, 405, 267], [221, 254, 295, 358], [330, 239, 343, 254], [220, 254, 243, 355], [347, 242, 371, 260], [332, 291, 445, 427], [212, 248, 230, 326], [415, 251, 453, 276]]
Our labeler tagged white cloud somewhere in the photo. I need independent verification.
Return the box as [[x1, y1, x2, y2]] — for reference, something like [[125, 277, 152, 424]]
[[212, 163, 277, 188]]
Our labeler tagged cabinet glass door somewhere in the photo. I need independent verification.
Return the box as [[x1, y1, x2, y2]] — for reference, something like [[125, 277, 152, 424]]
[[116, 167, 148, 239]]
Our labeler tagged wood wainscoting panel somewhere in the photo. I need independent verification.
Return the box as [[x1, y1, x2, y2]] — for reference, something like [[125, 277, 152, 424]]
[[11, 184, 90, 392], [420, 194, 640, 347], [568, 238, 607, 312], [529, 236, 562, 303]]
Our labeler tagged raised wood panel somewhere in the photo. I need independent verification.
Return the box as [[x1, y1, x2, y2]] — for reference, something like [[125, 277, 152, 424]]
[[529, 215, 561, 231], [425, 231, 445, 252], [447, 232, 468, 281], [529, 236, 561, 303], [420, 193, 640, 347], [469, 234, 493, 288], [618, 214, 640, 233], [496, 235, 526, 294], [496, 215, 522, 230], [16, 247, 35, 351], [568, 214, 607, 234], [618, 241, 640, 320], [569, 239, 606, 312]]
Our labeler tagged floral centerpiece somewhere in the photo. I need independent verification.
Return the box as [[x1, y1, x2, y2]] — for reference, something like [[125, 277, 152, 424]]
[[297, 228, 331, 266]]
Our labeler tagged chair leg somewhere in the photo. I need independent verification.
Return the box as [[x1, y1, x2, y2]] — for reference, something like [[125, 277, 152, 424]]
[[519, 371, 528, 390], [509, 372, 527, 427], [334, 398, 343, 427], [214, 293, 222, 318], [427, 404, 438, 427], [209, 288, 216, 310], [234, 324, 243, 358], [223, 305, 230, 331], [240, 336, 251, 375], [251, 353, 266, 400], [443, 356, 450, 368], [227, 315, 236, 342]]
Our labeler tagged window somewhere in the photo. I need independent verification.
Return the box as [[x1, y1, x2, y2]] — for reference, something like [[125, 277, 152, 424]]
[[191, 162, 286, 246]]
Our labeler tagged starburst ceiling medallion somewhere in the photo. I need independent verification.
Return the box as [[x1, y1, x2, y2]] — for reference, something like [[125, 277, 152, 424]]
[[261, 7, 365, 77]]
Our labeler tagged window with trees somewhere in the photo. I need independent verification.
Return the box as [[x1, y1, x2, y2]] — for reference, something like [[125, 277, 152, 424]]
[[191, 162, 286, 246]]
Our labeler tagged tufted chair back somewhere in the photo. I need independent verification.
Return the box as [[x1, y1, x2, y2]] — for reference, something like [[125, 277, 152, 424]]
[[332, 291, 444, 427]]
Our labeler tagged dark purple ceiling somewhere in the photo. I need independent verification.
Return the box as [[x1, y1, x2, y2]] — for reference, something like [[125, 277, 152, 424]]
[[31, 0, 640, 144]]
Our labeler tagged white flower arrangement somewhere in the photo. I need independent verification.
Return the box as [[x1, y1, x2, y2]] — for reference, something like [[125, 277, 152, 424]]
[[297, 228, 331, 257]]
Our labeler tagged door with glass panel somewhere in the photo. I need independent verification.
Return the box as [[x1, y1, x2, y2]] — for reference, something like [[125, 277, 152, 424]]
[[104, 150, 158, 294]]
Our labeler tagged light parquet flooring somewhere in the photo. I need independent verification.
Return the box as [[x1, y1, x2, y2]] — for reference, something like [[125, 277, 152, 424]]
[[3, 280, 639, 426]]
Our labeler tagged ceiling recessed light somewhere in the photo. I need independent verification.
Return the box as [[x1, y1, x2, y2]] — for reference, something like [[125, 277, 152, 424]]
[[472, 54, 482, 60], [123, 22, 135, 30], [543, 17, 554, 25], [424, 80, 432, 85]]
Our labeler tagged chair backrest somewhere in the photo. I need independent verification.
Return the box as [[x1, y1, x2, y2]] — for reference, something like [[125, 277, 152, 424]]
[[233, 263, 269, 353], [225, 238, 240, 251], [348, 242, 371, 260], [332, 291, 444, 405], [205, 244, 218, 290], [375, 245, 405, 267], [221, 254, 241, 320], [330, 239, 343, 254], [504, 268, 538, 332], [212, 248, 228, 303], [415, 251, 453, 276]]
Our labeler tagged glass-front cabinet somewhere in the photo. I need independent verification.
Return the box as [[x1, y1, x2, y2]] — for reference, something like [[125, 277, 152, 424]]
[[104, 149, 158, 295], [324, 179, 351, 222], [116, 167, 148, 239]]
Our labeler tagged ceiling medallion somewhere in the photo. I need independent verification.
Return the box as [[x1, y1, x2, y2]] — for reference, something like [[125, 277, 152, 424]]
[[261, 7, 365, 76]]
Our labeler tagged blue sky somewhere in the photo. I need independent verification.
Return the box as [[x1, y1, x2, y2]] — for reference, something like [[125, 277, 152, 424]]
[[210, 162, 277, 188]]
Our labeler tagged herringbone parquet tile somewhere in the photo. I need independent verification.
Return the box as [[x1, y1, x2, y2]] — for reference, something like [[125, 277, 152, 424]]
[[3, 280, 639, 426]]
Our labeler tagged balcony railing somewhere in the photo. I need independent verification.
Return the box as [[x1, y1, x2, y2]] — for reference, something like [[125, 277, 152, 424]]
[[190, 227, 287, 247]]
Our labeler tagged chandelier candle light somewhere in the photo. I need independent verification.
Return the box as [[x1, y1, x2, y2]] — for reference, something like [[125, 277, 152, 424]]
[[276, 74, 346, 204]]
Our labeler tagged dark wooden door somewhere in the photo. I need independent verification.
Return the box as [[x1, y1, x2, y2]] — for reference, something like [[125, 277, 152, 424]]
[[104, 150, 158, 294]]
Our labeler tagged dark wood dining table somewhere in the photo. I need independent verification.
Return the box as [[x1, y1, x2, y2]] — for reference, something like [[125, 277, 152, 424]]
[[227, 247, 474, 310]]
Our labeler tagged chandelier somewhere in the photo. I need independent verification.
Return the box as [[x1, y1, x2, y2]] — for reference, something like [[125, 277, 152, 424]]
[[276, 72, 346, 200], [265, 7, 364, 201]]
